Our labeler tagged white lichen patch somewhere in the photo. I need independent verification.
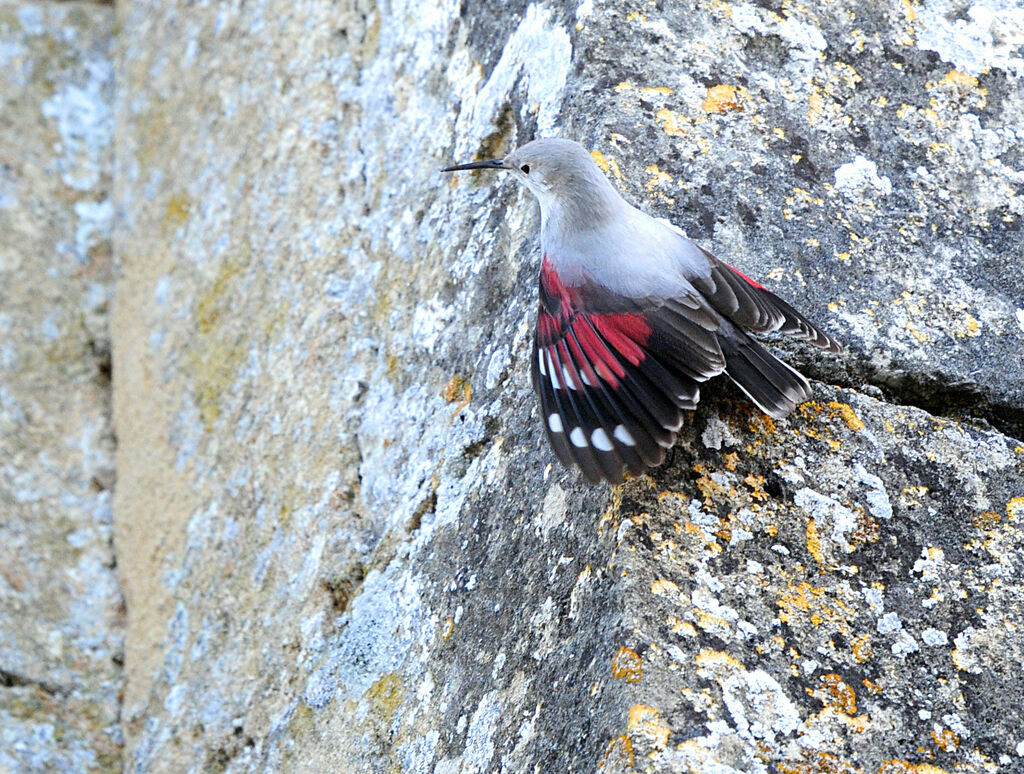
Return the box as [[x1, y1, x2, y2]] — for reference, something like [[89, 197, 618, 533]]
[[305, 564, 433, 706], [73, 199, 114, 264], [833, 156, 892, 199], [916, 0, 1024, 78], [411, 297, 455, 352], [877, 611, 902, 635], [721, 668, 801, 744], [794, 487, 858, 553], [534, 482, 567, 537], [41, 62, 114, 191], [451, 4, 572, 153], [461, 690, 501, 773], [730, 3, 826, 60], [921, 627, 950, 646], [855, 463, 893, 520]]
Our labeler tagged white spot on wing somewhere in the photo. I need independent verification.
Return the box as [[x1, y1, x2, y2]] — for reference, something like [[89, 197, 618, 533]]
[[546, 352, 561, 390], [614, 425, 636, 446], [561, 364, 577, 390], [538, 349, 547, 375], [548, 413, 564, 433], [591, 428, 613, 451], [570, 428, 587, 448], [580, 368, 593, 386]]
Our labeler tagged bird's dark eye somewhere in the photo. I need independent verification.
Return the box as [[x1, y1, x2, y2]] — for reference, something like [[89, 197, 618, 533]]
[[520, 164, 530, 174]]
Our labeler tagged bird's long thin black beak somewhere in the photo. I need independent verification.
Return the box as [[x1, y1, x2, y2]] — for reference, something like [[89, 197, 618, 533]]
[[441, 158, 507, 172]]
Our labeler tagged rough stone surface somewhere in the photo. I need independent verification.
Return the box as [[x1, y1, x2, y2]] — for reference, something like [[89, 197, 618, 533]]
[[109, 0, 1024, 773], [0, 2, 121, 771]]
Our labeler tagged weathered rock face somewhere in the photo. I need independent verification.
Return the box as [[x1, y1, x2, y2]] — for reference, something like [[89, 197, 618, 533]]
[[102, 0, 1022, 772], [0, 2, 121, 771]]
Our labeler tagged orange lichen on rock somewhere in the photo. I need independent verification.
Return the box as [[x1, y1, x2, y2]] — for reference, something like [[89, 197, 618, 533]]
[[442, 374, 471, 416], [744, 474, 770, 500], [973, 511, 1001, 529], [862, 678, 883, 695], [806, 518, 825, 566], [702, 84, 743, 114], [851, 633, 873, 663], [777, 581, 854, 627], [877, 761, 949, 774], [932, 728, 958, 752], [749, 413, 777, 435], [612, 647, 643, 682], [800, 400, 866, 431], [656, 107, 690, 136], [598, 735, 634, 770], [627, 705, 670, 748], [590, 150, 623, 180], [941, 69, 978, 89], [820, 673, 857, 715]]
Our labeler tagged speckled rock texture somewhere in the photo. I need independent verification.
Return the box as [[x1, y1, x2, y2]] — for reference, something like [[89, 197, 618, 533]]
[[0, 2, 121, 771], [110, 1, 1024, 773]]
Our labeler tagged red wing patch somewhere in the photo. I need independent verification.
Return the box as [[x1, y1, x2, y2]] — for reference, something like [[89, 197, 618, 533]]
[[531, 258, 703, 484]]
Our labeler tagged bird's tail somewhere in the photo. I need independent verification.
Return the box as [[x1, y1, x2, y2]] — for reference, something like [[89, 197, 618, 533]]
[[720, 332, 812, 418]]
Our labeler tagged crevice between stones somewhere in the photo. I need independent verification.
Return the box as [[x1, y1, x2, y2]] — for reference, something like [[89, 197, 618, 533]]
[[797, 350, 1024, 444]]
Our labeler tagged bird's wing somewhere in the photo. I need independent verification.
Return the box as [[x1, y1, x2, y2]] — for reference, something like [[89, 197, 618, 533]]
[[531, 257, 727, 484], [688, 246, 842, 353]]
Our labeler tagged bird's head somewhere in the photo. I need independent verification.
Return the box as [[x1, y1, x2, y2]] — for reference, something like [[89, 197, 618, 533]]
[[443, 138, 620, 221]]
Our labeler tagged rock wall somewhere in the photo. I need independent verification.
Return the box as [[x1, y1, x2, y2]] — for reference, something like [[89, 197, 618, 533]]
[[0, 2, 121, 771], [5, 0, 1024, 771]]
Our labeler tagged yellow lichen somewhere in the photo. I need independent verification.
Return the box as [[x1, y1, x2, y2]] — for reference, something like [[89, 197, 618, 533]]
[[829, 402, 866, 431], [806, 518, 825, 566], [626, 705, 670, 748], [656, 108, 690, 137], [612, 647, 643, 683], [442, 374, 471, 416], [702, 84, 743, 114], [644, 164, 673, 191], [695, 648, 744, 675], [878, 761, 948, 774], [941, 69, 978, 89], [614, 82, 673, 95], [851, 633, 873, 663], [163, 192, 190, 228], [862, 678, 882, 694], [820, 673, 857, 715], [366, 672, 403, 722], [777, 581, 853, 626], [590, 150, 623, 180], [1007, 497, 1024, 522], [651, 578, 679, 596], [932, 728, 958, 752], [972, 511, 1000, 529], [598, 735, 634, 770]]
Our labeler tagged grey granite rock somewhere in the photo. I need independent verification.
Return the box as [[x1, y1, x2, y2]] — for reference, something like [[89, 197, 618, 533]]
[[106, 0, 1024, 772], [0, 2, 121, 771]]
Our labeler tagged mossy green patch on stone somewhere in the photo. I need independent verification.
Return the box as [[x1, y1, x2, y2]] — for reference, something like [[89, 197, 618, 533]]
[[163, 192, 190, 229], [187, 249, 255, 430], [366, 672, 403, 725], [190, 337, 245, 432], [195, 252, 248, 335]]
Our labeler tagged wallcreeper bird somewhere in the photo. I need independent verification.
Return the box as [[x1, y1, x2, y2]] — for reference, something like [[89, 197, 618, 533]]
[[444, 138, 840, 485]]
